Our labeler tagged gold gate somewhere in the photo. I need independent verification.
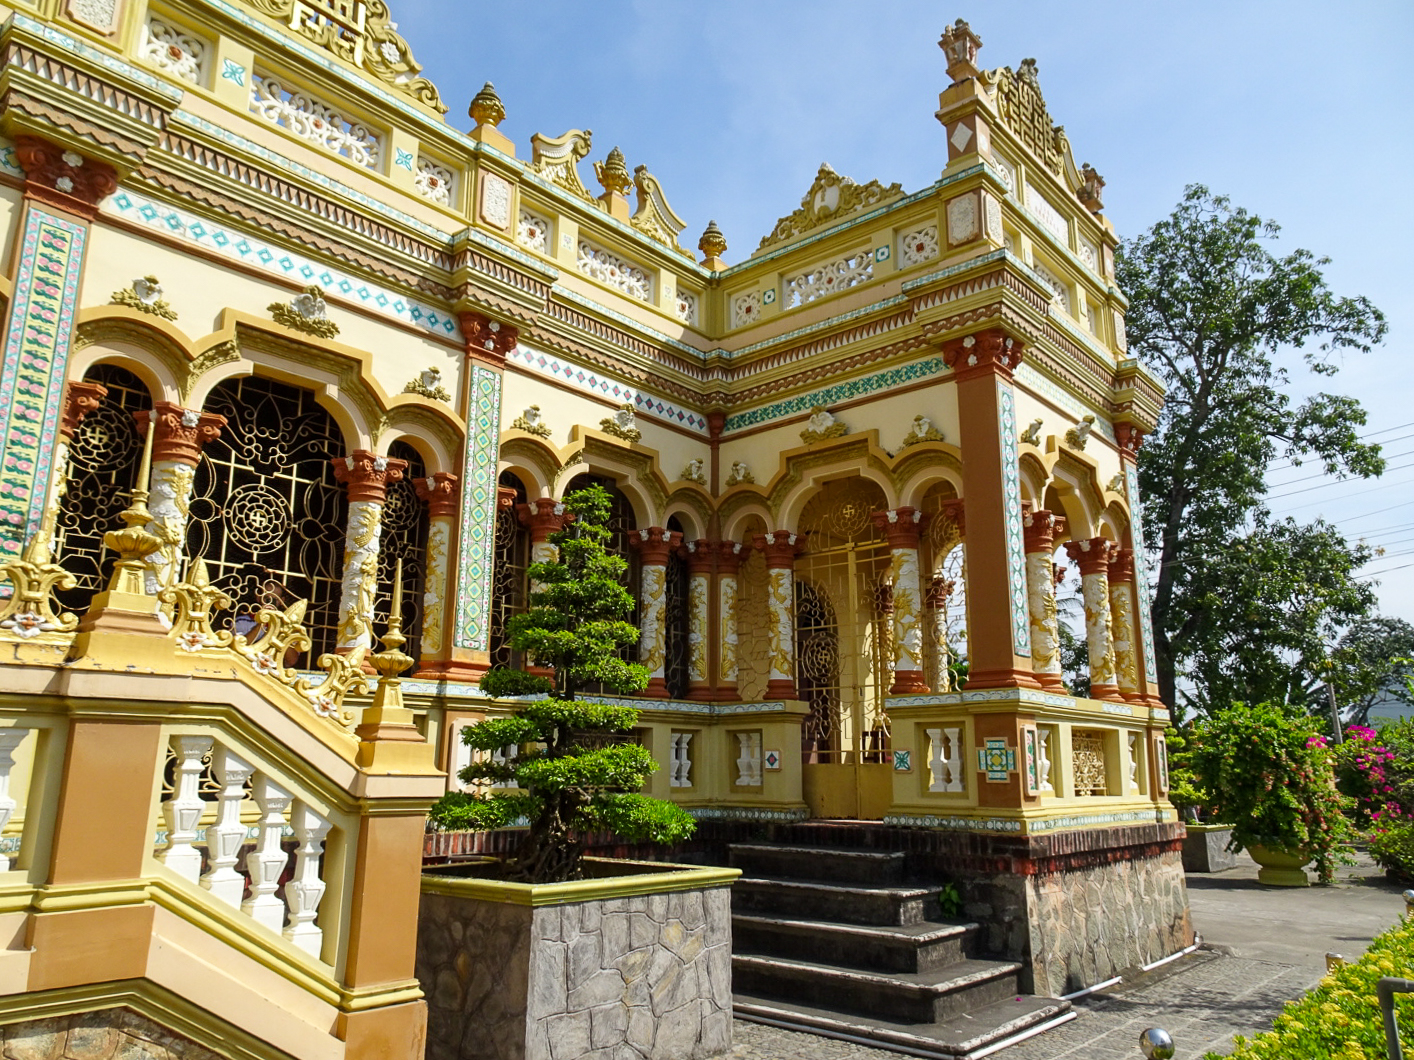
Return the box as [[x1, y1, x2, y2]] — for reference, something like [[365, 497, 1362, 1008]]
[[795, 479, 894, 819]]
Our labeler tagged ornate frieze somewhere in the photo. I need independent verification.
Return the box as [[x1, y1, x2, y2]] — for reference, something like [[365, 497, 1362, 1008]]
[[784, 247, 874, 309], [416, 157, 455, 207], [577, 239, 652, 302], [249, 73, 382, 168], [758, 163, 903, 251], [141, 16, 209, 83]]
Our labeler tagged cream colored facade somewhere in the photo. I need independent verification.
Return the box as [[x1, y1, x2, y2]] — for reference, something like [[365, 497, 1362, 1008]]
[[0, 3, 1173, 1056]]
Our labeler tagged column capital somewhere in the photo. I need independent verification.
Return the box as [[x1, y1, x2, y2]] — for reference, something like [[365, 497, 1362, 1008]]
[[941, 498, 966, 538], [1064, 537, 1117, 577], [1114, 424, 1145, 458], [1022, 509, 1067, 554], [870, 507, 930, 549], [459, 311, 519, 368], [925, 575, 956, 611], [680, 539, 715, 575], [516, 498, 568, 542], [629, 526, 682, 566], [332, 450, 407, 504], [60, 379, 107, 441], [415, 472, 460, 518], [134, 401, 228, 467], [716, 540, 745, 575], [1107, 546, 1136, 583], [753, 529, 805, 569], [939, 328, 1025, 382], [14, 136, 118, 220]]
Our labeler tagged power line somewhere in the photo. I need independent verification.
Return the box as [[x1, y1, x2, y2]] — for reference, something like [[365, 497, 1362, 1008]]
[[1327, 499, 1414, 525], [1265, 447, 1414, 490], [1266, 470, 1414, 507], [1266, 421, 1414, 472], [1358, 562, 1414, 580], [1266, 462, 1414, 501]]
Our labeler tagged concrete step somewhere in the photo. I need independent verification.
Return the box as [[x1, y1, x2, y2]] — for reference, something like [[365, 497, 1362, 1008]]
[[732, 913, 979, 973], [734, 992, 1074, 1060], [732, 952, 1024, 1025], [732, 876, 943, 927], [728, 842, 908, 885]]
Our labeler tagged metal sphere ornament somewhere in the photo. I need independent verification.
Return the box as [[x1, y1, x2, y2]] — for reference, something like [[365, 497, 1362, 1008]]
[[1139, 1027, 1175, 1059]]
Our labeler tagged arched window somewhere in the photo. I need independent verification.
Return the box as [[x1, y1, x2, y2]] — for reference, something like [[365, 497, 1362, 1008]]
[[374, 440, 428, 660], [54, 363, 152, 614], [663, 514, 689, 699], [187, 376, 346, 662], [920, 481, 968, 691], [489, 470, 530, 671]]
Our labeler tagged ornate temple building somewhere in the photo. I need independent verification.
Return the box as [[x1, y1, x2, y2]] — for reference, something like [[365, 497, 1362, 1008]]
[[0, 2, 1189, 1057]]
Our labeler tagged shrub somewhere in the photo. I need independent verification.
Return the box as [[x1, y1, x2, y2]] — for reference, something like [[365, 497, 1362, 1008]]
[[1369, 821, 1414, 883], [1186, 702, 1353, 883], [1210, 914, 1414, 1059]]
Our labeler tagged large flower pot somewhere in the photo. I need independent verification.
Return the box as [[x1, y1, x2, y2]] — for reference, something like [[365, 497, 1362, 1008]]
[[1247, 844, 1311, 887], [417, 858, 740, 1060]]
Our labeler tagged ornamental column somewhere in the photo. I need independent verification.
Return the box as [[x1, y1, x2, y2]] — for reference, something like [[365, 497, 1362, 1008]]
[[629, 527, 682, 698], [1115, 424, 1163, 706], [1108, 547, 1143, 702], [683, 540, 713, 701], [413, 471, 458, 675], [331, 451, 407, 654], [925, 576, 957, 693], [1064, 538, 1121, 700], [135, 402, 227, 593], [1022, 509, 1067, 690], [518, 497, 569, 588], [938, 329, 1039, 689], [715, 541, 744, 700], [754, 530, 805, 700], [40, 380, 107, 543], [0, 138, 117, 560], [871, 507, 932, 694]]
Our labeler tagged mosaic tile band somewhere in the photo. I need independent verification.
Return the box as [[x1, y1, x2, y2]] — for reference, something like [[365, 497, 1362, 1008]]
[[509, 344, 709, 435], [0, 207, 88, 558], [1125, 464, 1159, 685], [453, 365, 502, 651], [723, 356, 947, 434], [998, 380, 1032, 656]]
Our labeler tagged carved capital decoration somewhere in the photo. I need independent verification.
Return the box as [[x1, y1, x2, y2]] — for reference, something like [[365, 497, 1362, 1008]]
[[1107, 547, 1136, 583], [517, 498, 568, 543], [925, 576, 955, 611], [680, 539, 715, 576], [332, 450, 407, 504], [715, 540, 744, 576], [940, 328, 1024, 381], [1022, 509, 1067, 554], [1064, 537, 1117, 578], [753, 530, 805, 569], [1114, 423, 1145, 456], [135, 402, 228, 467], [60, 380, 108, 440], [14, 136, 118, 217], [629, 526, 682, 566], [459, 310, 519, 365], [870, 507, 930, 550], [415, 472, 460, 518]]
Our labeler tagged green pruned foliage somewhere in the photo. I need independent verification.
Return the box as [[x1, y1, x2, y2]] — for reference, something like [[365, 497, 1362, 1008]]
[[1211, 914, 1414, 1059], [426, 484, 696, 882]]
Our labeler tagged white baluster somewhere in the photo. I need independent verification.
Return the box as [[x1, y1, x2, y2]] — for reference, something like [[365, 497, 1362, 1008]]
[[735, 734, 752, 786], [1128, 732, 1141, 793], [160, 735, 214, 882], [749, 732, 763, 786], [0, 729, 29, 871], [943, 726, 965, 792], [669, 734, 682, 788], [202, 746, 255, 907], [284, 801, 332, 957], [242, 775, 292, 932], [927, 728, 946, 792], [1038, 728, 1054, 793], [679, 733, 692, 788]]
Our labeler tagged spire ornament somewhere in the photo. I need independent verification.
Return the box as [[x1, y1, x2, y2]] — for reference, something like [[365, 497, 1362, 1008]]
[[595, 147, 633, 198], [101, 409, 163, 597], [938, 19, 984, 82], [469, 81, 505, 128], [699, 220, 728, 269]]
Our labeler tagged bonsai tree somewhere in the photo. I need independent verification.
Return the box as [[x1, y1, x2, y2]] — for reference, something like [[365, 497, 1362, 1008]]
[[1186, 702, 1353, 883], [428, 484, 696, 882]]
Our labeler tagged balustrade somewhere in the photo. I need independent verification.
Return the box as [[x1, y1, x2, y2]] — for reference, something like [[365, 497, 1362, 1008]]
[[669, 731, 693, 788], [735, 731, 763, 786], [926, 726, 966, 793], [0, 728, 30, 871]]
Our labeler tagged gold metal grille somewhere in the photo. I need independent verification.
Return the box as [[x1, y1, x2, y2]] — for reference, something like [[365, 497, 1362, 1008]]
[[374, 439, 427, 660], [1072, 730, 1108, 796], [489, 473, 529, 671]]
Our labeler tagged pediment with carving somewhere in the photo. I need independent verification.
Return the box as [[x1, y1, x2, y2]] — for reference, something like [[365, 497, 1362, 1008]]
[[755, 163, 903, 253]]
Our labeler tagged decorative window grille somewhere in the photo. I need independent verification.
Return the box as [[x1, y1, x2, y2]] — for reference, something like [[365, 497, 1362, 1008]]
[[669, 732, 693, 787], [675, 287, 698, 326], [926, 727, 966, 792], [1086, 302, 1101, 336], [141, 16, 209, 85], [990, 153, 1016, 194], [576, 239, 651, 302], [1032, 259, 1072, 315], [516, 207, 551, 254], [784, 248, 874, 309], [1072, 730, 1109, 796], [664, 517, 689, 700], [249, 72, 382, 168], [898, 225, 940, 268], [731, 290, 761, 329], [415, 157, 454, 206], [373, 440, 427, 662], [187, 376, 347, 663], [54, 364, 151, 615], [1025, 182, 1068, 243], [488, 472, 530, 672], [1077, 234, 1099, 273]]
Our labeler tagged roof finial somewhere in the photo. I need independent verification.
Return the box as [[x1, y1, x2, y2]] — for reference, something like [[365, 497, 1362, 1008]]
[[595, 147, 633, 197], [939, 19, 983, 83], [469, 82, 505, 128], [698, 220, 728, 270]]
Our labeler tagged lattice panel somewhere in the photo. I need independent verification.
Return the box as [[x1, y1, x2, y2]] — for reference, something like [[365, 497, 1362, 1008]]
[[1072, 730, 1108, 796], [374, 440, 427, 661]]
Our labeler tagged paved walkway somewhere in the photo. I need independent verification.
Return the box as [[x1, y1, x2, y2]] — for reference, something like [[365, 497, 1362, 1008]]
[[731, 850, 1408, 1059]]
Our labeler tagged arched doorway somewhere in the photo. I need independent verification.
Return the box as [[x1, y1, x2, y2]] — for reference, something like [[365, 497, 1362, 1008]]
[[794, 477, 893, 819]]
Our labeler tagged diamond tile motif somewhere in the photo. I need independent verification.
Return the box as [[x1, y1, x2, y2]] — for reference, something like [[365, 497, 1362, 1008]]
[[508, 344, 709, 435], [893, 749, 912, 772], [394, 147, 414, 171], [763, 749, 781, 771], [724, 356, 947, 434], [454, 366, 503, 651], [997, 380, 1031, 657], [977, 737, 1016, 782]]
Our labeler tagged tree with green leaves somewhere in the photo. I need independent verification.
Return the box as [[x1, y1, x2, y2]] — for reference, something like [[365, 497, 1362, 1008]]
[[1327, 617, 1414, 728], [427, 485, 696, 883], [1117, 185, 1388, 712]]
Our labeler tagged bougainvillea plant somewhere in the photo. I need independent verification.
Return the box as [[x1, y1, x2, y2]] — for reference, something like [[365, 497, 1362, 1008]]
[[1186, 702, 1353, 883]]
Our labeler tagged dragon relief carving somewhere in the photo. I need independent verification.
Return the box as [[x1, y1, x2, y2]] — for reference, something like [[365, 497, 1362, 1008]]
[[529, 128, 594, 201], [757, 163, 903, 252], [237, 0, 446, 113]]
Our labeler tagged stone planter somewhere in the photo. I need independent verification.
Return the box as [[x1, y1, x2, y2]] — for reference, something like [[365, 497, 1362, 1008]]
[[1248, 843, 1311, 887], [417, 858, 740, 1060], [1181, 823, 1238, 873]]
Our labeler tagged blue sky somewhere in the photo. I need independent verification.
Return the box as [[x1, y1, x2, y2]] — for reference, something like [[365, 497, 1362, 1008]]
[[392, 1, 1414, 623]]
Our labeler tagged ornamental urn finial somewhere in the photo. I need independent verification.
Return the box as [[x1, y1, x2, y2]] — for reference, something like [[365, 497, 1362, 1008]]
[[699, 220, 728, 269], [469, 81, 505, 128], [1078, 162, 1106, 213], [594, 146, 633, 198], [939, 18, 984, 82]]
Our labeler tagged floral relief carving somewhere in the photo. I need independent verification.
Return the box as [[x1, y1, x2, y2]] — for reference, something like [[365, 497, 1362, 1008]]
[[416, 157, 455, 207], [785, 249, 874, 308], [510, 405, 552, 438], [577, 239, 651, 302], [599, 404, 641, 443], [528, 128, 594, 201], [269, 285, 339, 339], [725, 461, 754, 487], [946, 195, 978, 245], [141, 17, 208, 83], [516, 207, 551, 254], [1025, 182, 1069, 243], [899, 224, 940, 267], [249, 73, 382, 168], [67, 0, 119, 32], [758, 163, 903, 251], [900, 414, 944, 449], [731, 290, 762, 329], [675, 288, 698, 326], [630, 165, 689, 256], [403, 367, 451, 402], [110, 275, 177, 321], [799, 406, 847, 444], [479, 173, 512, 228]]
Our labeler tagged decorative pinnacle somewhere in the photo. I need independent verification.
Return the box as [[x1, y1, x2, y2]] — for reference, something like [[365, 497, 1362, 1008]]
[[371, 558, 414, 683], [469, 81, 505, 128], [102, 409, 163, 579], [698, 220, 728, 263], [594, 146, 633, 197], [939, 18, 984, 83]]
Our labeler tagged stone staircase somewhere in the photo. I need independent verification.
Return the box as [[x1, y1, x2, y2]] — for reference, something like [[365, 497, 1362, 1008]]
[[728, 843, 1073, 1058]]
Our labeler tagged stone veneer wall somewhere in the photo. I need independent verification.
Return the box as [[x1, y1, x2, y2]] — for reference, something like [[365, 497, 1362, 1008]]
[[417, 885, 732, 1060], [1, 1009, 226, 1059]]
